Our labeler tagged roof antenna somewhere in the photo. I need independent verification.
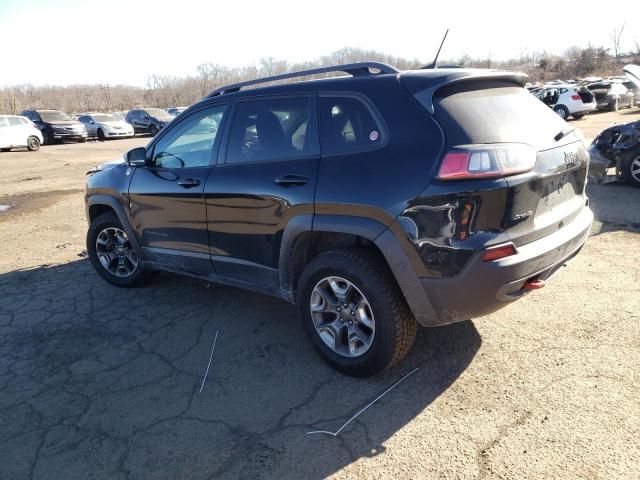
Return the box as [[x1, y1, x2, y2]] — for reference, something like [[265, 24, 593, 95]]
[[422, 29, 449, 69]]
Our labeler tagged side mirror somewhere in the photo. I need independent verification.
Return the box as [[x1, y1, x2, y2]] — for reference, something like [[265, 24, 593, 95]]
[[125, 147, 147, 166], [90, 120, 95, 124]]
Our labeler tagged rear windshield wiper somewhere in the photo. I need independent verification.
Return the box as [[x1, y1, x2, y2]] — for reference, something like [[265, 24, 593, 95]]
[[554, 127, 574, 142]]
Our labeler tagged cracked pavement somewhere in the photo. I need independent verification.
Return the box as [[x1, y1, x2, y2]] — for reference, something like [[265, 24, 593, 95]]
[[1, 112, 639, 479]]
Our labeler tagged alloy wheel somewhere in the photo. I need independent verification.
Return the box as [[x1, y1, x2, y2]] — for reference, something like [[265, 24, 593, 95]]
[[95, 227, 138, 278], [309, 276, 375, 357], [631, 156, 640, 183]]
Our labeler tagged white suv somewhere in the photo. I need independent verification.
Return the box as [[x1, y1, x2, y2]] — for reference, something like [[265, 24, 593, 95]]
[[534, 85, 597, 120], [0, 115, 43, 152]]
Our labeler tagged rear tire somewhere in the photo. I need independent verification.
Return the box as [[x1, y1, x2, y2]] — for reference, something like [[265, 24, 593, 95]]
[[572, 113, 585, 120], [611, 97, 620, 111], [620, 151, 640, 188], [553, 105, 570, 120], [87, 212, 154, 287], [27, 136, 40, 151], [78, 137, 87, 143], [0, 148, 11, 152], [296, 248, 417, 377]]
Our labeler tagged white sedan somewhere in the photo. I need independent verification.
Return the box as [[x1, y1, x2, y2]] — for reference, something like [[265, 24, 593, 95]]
[[78, 113, 135, 141], [0, 115, 43, 152], [534, 85, 597, 120]]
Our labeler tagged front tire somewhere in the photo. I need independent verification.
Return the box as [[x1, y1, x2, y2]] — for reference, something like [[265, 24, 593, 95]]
[[553, 105, 570, 120], [0, 147, 10, 152], [87, 212, 154, 287], [149, 125, 158, 136], [296, 248, 417, 376], [97, 129, 105, 142], [27, 136, 40, 151], [78, 137, 87, 143], [43, 131, 54, 145], [620, 151, 640, 188], [611, 97, 620, 111]]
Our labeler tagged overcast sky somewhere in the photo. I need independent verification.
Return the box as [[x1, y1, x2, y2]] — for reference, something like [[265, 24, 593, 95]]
[[1, 0, 638, 86]]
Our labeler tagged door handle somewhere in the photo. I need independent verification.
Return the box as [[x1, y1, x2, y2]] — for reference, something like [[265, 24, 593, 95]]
[[274, 175, 309, 187], [178, 178, 201, 188]]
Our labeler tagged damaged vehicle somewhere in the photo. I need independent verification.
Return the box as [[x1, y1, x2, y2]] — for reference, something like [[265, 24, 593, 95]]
[[587, 82, 635, 111], [533, 85, 596, 119], [85, 62, 593, 376], [588, 65, 640, 187], [589, 120, 640, 187]]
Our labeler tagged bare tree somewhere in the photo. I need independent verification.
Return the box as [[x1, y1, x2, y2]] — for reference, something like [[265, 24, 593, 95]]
[[611, 23, 626, 62]]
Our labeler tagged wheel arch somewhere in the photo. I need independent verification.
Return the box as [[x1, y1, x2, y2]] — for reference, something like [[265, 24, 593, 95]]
[[279, 214, 438, 326], [86, 194, 144, 258]]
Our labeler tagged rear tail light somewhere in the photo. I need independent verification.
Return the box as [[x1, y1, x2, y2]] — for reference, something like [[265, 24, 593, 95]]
[[571, 94, 581, 101], [437, 144, 537, 180], [482, 243, 517, 262]]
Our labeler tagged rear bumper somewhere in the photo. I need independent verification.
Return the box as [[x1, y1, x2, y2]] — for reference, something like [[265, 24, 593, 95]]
[[572, 102, 596, 114], [419, 206, 593, 326]]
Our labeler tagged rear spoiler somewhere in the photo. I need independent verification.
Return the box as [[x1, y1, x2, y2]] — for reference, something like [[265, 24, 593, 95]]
[[399, 70, 529, 114]]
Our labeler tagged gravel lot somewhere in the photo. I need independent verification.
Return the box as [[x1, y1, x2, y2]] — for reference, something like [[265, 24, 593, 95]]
[[1, 110, 639, 479]]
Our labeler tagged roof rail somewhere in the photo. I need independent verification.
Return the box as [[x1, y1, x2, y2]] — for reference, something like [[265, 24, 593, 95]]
[[207, 62, 399, 97]]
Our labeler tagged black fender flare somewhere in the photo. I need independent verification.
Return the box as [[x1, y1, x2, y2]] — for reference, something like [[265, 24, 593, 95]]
[[85, 194, 144, 259], [279, 214, 438, 326]]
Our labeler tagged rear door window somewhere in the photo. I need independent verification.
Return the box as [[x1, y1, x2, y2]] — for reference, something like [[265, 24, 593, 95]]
[[225, 97, 313, 164], [318, 96, 385, 156], [0, 117, 8, 128], [7, 117, 22, 126]]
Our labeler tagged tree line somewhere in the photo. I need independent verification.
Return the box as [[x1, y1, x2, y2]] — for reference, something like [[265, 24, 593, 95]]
[[1, 45, 637, 115]]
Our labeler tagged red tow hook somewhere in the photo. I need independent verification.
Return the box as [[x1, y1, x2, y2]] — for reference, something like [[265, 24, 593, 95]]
[[523, 278, 546, 290]]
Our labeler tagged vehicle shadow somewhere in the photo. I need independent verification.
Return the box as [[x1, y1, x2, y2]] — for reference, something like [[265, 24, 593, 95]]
[[0, 259, 481, 479], [587, 182, 640, 235]]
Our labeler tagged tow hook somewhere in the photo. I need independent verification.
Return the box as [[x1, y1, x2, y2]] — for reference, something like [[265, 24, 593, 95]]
[[523, 278, 546, 290]]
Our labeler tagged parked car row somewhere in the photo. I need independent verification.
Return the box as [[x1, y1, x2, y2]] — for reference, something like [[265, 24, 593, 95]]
[[0, 106, 191, 151], [529, 66, 640, 120]]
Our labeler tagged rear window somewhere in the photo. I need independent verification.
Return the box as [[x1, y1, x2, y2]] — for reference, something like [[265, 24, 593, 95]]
[[430, 81, 568, 148], [588, 83, 611, 90]]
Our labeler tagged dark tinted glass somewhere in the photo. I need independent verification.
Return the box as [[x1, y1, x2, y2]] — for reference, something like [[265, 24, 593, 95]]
[[431, 82, 568, 149], [318, 97, 383, 156], [226, 97, 310, 164]]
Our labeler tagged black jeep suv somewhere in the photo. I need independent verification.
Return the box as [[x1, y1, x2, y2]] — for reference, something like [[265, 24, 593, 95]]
[[85, 62, 593, 376]]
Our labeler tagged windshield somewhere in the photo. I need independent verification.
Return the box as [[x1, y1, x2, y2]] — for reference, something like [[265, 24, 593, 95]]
[[145, 108, 173, 119], [92, 114, 120, 123], [39, 111, 73, 122]]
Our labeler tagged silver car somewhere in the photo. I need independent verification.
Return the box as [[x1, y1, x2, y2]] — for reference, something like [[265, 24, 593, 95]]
[[78, 113, 135, 141]]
